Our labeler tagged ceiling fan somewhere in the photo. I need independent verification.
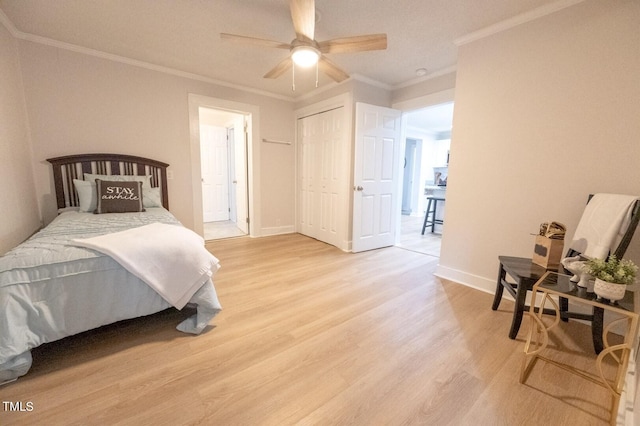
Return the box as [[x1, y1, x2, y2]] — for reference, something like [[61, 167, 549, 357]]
[[220, 0, 387, 84]]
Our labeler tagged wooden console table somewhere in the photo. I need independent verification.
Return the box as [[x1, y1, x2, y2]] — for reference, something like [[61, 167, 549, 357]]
[[520, 272, 638, 425]]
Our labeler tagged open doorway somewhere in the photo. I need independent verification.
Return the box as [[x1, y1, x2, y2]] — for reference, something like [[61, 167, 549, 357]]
[[198, 107, 249, 240], [396, 101, 454, 256], [188, 94, 259, 239]]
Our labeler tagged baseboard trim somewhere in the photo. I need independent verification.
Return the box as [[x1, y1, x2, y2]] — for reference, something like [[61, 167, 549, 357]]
[[261, 225, 295, 237], [434, 264, 496, 295]]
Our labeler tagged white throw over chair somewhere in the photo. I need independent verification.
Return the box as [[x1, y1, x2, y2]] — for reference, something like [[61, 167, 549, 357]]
[[492, 193, 640, 353]]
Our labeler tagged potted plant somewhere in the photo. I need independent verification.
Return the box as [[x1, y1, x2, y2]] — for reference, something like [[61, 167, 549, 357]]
[[586, 255, 638, 301]]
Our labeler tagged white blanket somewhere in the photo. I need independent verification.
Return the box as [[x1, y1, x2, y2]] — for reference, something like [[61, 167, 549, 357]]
[[570, 193, 639, 259], [72, 223, 220, 309]]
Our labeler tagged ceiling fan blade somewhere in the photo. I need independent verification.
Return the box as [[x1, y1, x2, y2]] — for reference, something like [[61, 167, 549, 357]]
[[318, 56, 350, 83], [289, 0, 315, 42], [264, 57, 293, 79], [318, 34, 388, 54], [220, 33, 290, 49]]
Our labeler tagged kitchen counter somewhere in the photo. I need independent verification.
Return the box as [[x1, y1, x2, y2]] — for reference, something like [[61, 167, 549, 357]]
[[425, 185, 447, 194]]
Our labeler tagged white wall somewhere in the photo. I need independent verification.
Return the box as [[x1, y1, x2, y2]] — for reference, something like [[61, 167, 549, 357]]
[[0, 24, 39, 255], [436, 0, 640, 291], [16, 40, 295, 234], [392, 72, 457, 105]]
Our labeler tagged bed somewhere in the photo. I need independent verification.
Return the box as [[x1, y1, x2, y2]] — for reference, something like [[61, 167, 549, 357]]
[[0, 153, 222, 384]]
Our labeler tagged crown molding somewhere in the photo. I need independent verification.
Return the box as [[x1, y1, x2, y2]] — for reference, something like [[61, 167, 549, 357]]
[[0, 8, 295, 103], [392, 65, 458, 90], [2, 1, 584, 103], [293, 73, 394, 102], [295, 67, 459, 103], [455, 0, 585, 46], [351, 73, 393, 91], [292, 78, 345, 102]]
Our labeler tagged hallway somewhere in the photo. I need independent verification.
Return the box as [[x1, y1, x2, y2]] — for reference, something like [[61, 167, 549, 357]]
[[396, 214, 441, 257], [204, 221, 246, 240]]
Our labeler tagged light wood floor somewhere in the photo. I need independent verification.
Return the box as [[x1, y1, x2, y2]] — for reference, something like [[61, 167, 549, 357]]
[[204, 220, 246, 240], [1, 234, 621, 425], [397, 214, 441, 256], [204, 215, 441, 257]]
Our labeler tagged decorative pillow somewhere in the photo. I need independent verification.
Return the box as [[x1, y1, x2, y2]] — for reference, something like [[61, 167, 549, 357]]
[[75, 177, 162, 210], [73, 179, 98, 212], [94, 179, 145, 214]]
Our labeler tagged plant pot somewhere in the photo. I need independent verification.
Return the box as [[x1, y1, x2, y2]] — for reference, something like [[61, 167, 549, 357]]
[[593, 278, 626, 301]]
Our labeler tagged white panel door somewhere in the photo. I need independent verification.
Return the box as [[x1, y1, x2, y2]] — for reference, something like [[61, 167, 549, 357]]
[[298, 107, 345, 247], [317, 108, 343, 246], [298, 114, 317, 238], [201, 124, 229, 222], [233, 116, 248, 233], [352, 102, 402, 252]]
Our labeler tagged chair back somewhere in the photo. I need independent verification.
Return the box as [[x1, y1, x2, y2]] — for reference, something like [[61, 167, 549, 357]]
[[612, 199, 640, 258], [567, 194, 640, 260]]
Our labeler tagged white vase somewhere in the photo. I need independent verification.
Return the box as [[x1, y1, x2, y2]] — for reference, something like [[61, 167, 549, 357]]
[[593, 278, 626, 301]]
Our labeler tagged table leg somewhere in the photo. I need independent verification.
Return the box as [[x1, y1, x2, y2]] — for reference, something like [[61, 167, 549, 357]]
[[595, 329, 632, 425], [520, 290, 550, 384]]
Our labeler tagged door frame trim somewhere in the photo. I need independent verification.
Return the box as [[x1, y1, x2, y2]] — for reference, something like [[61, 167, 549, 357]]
[[188, 93, 260, 237], [392, 88, 455, 245]]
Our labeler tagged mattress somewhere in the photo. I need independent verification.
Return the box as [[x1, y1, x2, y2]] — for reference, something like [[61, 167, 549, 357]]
[[0, 208, 222, 383]]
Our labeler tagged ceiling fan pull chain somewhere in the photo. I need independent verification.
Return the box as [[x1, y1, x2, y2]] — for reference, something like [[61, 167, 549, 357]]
[[292, 63, 296, 91], [315, 62, 319, 88]]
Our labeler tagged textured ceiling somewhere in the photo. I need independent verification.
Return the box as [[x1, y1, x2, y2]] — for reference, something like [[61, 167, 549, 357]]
[[0, 0, 574, 99]]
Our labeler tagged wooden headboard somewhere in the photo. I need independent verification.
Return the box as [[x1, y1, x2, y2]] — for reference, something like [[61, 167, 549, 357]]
[[47, 153, 170, 210]]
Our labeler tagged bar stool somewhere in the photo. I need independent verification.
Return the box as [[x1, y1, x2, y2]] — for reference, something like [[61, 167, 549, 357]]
[[422, 196, 445, 234]]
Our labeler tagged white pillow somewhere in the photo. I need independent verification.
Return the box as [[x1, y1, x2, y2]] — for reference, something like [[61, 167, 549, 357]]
[[143, 187, 163, 208], [73, 179, 97, 212]]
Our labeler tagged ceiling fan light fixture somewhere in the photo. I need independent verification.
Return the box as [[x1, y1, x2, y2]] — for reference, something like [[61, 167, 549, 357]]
[[221, 0, 386, 84], [291, 46, 320, 68]]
